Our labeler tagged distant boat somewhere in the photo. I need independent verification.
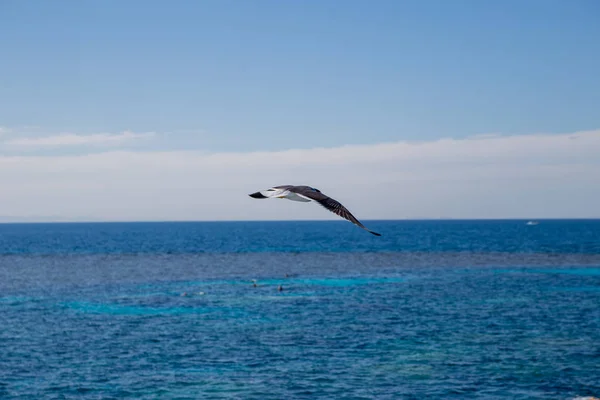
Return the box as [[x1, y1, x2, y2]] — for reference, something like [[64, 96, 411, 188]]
[[526, 221, 539, 225]]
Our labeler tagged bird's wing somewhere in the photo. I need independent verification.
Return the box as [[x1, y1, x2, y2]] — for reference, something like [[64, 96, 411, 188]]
[[289, 186, 381, 236]]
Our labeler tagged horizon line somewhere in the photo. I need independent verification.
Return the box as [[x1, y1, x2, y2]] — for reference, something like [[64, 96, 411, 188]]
[[1, 217, 600, 225]]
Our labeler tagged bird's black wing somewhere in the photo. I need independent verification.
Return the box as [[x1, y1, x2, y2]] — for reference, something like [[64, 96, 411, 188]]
[[289, 186, 381, 236]]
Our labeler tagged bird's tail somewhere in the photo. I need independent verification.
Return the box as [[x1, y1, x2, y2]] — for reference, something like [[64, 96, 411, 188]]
[[249, 191, 268, 199]]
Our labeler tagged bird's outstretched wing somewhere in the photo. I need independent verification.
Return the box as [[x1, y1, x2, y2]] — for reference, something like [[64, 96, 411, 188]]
[[289, 186, 381, 236]]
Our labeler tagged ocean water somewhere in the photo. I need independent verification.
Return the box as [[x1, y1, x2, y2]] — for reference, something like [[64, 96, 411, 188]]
[[1, 220, 599, 399]]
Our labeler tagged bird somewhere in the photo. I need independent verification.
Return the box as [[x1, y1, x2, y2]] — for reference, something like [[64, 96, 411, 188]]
[[248, 185, 381, 236]]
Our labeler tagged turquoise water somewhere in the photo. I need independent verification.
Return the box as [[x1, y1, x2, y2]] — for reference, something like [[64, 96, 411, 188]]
[[1, 220, 599, 399]]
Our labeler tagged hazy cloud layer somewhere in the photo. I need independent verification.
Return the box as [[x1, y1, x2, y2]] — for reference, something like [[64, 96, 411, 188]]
[[0, 129, 599, 221], [4, 130, 154, 147]]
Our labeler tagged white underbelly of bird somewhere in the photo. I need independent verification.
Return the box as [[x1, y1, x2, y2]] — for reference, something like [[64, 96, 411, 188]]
[[276, 192, 312, 202]]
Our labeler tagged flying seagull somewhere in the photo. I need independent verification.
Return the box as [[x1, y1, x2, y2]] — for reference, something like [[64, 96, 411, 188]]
[[249, 185, 381, 236]]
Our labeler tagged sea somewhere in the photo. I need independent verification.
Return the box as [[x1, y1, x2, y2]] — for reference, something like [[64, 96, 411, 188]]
[[1, 220, 599, 399]]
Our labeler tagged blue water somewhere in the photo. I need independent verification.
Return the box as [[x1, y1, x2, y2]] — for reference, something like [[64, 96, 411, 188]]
[[1, 220, 599, 399]]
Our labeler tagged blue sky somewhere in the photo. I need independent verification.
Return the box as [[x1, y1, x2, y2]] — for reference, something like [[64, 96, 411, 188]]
[[2, 0, 599, 150], [1, 0, 599, 220]]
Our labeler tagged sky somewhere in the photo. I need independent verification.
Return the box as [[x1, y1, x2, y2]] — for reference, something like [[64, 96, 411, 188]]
[[1, 0, 599, 221]]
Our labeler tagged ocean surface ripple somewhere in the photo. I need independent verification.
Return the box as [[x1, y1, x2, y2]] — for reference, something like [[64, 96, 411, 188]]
[[1, 220, 599, 399]]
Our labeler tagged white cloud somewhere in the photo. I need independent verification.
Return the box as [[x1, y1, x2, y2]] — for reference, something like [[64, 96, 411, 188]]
[[0, 129, 599, 221], [3, 130, 154, 147]]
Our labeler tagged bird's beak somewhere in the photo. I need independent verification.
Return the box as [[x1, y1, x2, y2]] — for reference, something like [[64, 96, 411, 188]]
[[249, 192, 267, 199]]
